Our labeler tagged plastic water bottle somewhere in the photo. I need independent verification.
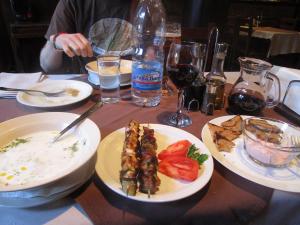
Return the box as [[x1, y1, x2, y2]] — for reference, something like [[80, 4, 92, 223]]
[[131, 0, 166, 107]]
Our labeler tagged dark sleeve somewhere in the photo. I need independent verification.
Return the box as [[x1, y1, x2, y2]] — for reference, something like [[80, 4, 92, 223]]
[[45, 0, 76, 40]]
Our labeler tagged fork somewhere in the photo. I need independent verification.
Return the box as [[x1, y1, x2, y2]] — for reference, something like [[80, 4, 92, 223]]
[[291, 136, 300, 147], [0, 87, 65, 97], [291, 136, 300, 160]]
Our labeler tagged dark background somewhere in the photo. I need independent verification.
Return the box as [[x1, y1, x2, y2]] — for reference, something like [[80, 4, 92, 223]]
[[0, 0, 300, 73]]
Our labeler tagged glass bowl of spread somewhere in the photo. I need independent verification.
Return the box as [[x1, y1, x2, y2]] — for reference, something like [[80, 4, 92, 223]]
[[243, 117, 300, 168]]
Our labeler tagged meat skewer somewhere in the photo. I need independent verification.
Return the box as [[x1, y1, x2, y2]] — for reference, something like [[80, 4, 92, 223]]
[[138, 126, 160, 196], [120, 120, 140, 196]]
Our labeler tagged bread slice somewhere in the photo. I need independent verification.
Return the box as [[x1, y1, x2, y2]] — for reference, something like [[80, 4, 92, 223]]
[[208, 123, 240, 141], [245, 124, 282, 144], [214, 133, 235, 152], [208, 116, 244, 152], [248, 118, 282, 134], [221, 115, 243, 134], [208, 123, 238, 152]]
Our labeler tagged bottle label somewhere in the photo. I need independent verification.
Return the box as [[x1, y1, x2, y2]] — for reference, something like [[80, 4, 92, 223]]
[[132, 61, 162, 91]]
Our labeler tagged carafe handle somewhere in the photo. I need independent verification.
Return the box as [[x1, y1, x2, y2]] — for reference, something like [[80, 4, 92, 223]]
[[265, 72, 281, 108]]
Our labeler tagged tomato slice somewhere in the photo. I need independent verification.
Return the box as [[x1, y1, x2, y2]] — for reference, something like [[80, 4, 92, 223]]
[[158, 156, 199, 181], [158, 140, 192, 160]]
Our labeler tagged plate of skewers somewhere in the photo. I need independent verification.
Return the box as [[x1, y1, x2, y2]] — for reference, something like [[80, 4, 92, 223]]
[[95, 121, 214, 202]]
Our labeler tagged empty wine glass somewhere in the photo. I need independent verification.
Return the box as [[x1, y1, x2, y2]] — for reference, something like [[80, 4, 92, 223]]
[[165, 41, 201, 127]]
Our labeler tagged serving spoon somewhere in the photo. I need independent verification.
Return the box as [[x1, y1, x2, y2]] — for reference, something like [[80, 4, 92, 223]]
[[0, 87, 65, 97]]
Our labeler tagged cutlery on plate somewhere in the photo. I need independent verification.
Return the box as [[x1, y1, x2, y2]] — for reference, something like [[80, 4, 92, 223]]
[[291, 136, 300, 147], [52, 100, 103, 142], [291, 136, 300, 159], [0, 87, 65, 97]]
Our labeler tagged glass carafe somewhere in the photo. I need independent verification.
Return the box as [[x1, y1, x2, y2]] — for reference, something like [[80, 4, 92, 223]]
[[228, 57, 281, 115], [201, 43, 228, 114]]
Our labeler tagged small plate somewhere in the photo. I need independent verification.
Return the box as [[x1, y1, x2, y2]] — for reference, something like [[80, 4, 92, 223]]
[[201, 115, 300, 193], [96, 124, 214, 203], [16, 80, 93, 108]]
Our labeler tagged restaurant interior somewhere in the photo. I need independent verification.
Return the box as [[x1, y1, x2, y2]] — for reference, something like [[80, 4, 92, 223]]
[[0, 0, 300, 225], [1, 0, 300, 72]]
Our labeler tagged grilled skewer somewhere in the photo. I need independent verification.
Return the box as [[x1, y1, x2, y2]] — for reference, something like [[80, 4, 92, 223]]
[[120, 120, 140, 196], [138, 126, 160, 195]]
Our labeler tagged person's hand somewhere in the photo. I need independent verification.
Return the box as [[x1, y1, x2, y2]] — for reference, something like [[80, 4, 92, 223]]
[[53, 33, 93, 58]]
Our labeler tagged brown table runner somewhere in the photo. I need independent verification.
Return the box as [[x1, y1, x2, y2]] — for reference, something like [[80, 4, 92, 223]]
[[0, 84, 292, 225]]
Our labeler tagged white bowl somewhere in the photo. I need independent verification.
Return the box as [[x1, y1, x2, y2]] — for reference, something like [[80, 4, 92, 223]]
[[0, 112, 100, 207], [85, 60, 132, 86]]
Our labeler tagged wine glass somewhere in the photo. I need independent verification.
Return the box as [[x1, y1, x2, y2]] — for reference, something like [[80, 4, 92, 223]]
[[162, 22, 182, 96], [165, 41, 201, 127]]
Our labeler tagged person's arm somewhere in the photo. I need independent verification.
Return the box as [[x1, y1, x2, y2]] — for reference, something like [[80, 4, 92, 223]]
[[40, 38, 64, 73], [40, 33, 93, 73], [40, 0, 92, 73]]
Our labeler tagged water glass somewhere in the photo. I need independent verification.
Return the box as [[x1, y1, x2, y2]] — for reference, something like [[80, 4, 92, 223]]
[[97, 55, 121, 103]]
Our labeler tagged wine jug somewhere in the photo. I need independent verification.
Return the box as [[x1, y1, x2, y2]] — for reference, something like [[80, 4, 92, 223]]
[[228, 57, 281, 115]]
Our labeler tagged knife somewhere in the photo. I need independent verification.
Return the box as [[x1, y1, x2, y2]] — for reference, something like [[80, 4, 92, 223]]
[[52, 100, 103, 142]]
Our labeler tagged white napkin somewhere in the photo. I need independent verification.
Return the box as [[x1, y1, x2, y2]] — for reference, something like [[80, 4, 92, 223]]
[[0, 72, 43, 98], [270, 66, 300, 114]]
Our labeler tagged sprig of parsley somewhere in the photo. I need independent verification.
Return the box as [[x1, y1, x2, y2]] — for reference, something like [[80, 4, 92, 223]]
[[0, 138, 30, 153], [187, 144, 208, 165]]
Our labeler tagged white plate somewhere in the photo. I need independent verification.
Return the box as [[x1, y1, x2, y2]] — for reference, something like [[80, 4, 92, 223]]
[[96, 124, 214, 202], [201, 115, 300, 193], [16, 80, 93, 108], [0, 112, 100, 193], [86, 60, 132, 86]]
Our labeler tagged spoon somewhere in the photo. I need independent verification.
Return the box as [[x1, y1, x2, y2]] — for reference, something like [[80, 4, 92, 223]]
[[0, 87, 65, 97], [52, 100, 103, 143]]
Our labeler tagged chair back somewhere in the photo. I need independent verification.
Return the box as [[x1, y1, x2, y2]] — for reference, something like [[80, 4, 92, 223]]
[[182, 24, 216, 71], [224, 16, 254, 70], [279, 17, 298, 31], [236, 16, 253, 55]]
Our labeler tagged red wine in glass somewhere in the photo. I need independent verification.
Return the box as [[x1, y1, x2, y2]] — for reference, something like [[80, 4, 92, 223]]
[[167, 64, 199, 89], [164, 41, 201, 127]]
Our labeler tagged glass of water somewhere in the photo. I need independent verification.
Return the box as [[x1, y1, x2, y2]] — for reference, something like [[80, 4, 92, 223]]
[[97, 55, 121, 103]]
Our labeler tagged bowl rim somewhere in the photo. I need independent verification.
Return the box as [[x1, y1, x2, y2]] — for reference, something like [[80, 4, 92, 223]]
[[242, 116, 300, 152], [85, 59, 132, 75]]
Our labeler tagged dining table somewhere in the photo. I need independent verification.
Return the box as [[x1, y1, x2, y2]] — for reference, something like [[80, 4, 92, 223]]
[[0, 72, 299, 225], [249, 26, 300, 58]]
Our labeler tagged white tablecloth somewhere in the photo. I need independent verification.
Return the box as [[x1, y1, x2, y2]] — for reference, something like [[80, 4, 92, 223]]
[[251, 27, 300, 57]]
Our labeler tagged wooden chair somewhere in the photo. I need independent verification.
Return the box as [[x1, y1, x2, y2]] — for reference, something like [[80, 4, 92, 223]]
[[226, 16, 254, 70], [182, 26, 212, 43], [279, 17, 298, 31], [181, 24, 216, 71], [259, 16, 278, 27]]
